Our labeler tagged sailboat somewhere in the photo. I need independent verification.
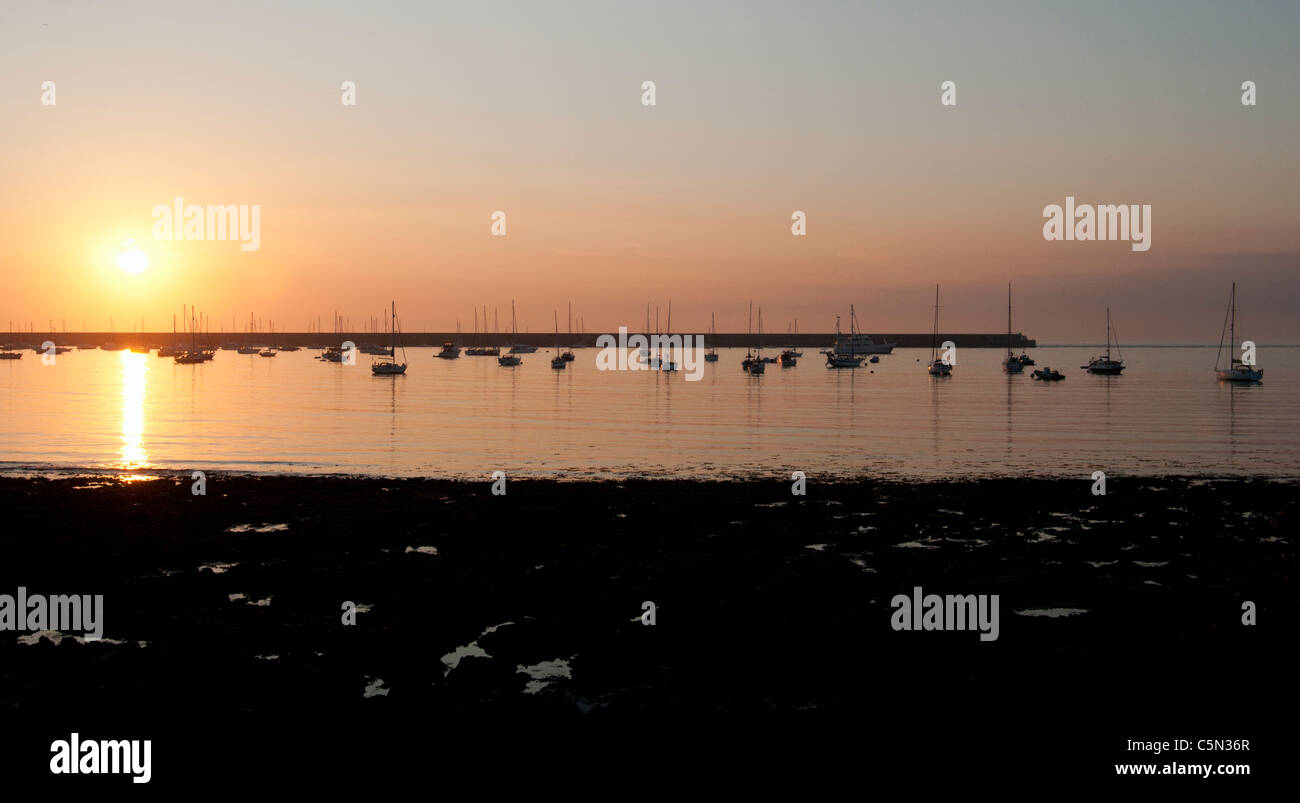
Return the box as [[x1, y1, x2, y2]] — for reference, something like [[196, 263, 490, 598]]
[[371, 301, 408, 375], [175, 310, 216, 363], [786, 320, 803, 358], [499, 302, 524, 366], [825, 314, 863, 368], [756, 309, 776, 363], [238, 313, 260, 353], [128, 319, 150, 353], [560, 302, 575, 361], [927, 285, 951, 376], [704, 312, 719, 362], [172, 309, 215, 363], [640, 303, 652, 365], [0, 323, 20, 359], [1003, 284, 1024, 373], [100, 317, 125, 350], [742, 301, 765, 374], [158, 314, 182, 357], [466, 306, 500, 356], [1081, 308, 1125, 374], [550, 311, 566, 369], [507, 301, 537, 353], [660, 301, 679, 371], [465, 307, 483, 355], [1215, 283, 1262, 382], [780, 321, 799, 367]]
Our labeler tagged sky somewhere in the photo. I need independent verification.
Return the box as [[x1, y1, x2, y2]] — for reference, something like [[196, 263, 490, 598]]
[[1, 0, 1297, 341]]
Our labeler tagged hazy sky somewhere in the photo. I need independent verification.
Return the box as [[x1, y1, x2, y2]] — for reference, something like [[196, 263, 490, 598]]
[[2, 0, 1297, 341]]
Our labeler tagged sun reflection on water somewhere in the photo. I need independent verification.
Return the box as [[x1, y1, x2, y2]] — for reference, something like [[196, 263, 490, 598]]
[[118, 350, 149, 471]]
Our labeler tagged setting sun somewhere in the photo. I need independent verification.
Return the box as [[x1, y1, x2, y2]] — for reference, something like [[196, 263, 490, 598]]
[[117, 247, 149, 275]]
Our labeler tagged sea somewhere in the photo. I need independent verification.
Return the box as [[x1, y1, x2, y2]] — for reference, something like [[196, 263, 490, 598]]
[[1, 345, 1296, 479]]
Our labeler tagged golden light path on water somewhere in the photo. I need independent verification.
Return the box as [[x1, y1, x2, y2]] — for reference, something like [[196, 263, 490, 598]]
[[118, 350, 148, 472], [1, 345, 1298, 479]]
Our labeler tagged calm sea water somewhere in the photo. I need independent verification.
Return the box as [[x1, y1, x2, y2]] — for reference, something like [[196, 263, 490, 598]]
[[1, 345, 1297, 479]]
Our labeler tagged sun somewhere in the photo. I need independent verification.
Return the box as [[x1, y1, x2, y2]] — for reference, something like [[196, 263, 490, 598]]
[[116, 243, 149, 274]]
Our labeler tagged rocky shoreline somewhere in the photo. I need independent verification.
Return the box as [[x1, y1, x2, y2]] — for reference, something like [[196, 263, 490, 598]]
[[0, 474, 1292, 779]]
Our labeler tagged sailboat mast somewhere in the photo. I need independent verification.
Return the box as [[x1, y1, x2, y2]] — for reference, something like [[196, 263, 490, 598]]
[[748, 301, 754, 356], [1106, 307, 1112, 359], [1230, 282, 1236, 356], [931, 284, 940, 359], [1007, 283, 1013, 356]]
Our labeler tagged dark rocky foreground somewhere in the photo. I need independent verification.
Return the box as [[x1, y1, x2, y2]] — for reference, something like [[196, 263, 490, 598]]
[[0, 474, 1293, 782]]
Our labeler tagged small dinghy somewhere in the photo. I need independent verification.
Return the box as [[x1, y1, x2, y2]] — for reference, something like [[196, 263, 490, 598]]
[[1032, 367, 1065, 381]]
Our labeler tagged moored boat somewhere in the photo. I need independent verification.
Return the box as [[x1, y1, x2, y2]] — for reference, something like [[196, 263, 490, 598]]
[[1081, 308, 1125, 374], [824, 315, 862, 368], [371, 301, 408, 375], [1214, 283, 1262, 383], [927, 285, 952, 376], [1003, 284, 1024, 374]]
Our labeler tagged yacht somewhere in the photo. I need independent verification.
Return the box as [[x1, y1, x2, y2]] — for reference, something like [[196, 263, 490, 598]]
[[174, 311, 216, 363], [437, 340, 461, 359], [550, 312, 566, 369], [786, 320, 803, 357], [927, 285, 952, 376], [1081, 308, 1125, 374], [704, 312, 719, 362], [824, 316, 863, 368], [500, 302, 526, 365], [507, 302, 538, 354], [370, 302, 408, 375], [1003, 284, 1024, 374], [1214, 283, 1262, 382], [742, 302, 766, 374], [824, 305, 891, 363], [826, 305, 895, 356], [661, 303, 678, 371]]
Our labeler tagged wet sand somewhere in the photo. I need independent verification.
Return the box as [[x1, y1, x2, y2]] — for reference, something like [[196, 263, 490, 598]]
[[0, 474, 1293, 779]]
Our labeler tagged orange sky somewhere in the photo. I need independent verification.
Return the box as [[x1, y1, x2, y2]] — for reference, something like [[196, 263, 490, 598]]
[[2, 1, 1297, 341]]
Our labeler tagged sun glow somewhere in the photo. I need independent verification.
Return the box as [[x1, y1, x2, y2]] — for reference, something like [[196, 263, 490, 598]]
[[116, 246, 149, 275]]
